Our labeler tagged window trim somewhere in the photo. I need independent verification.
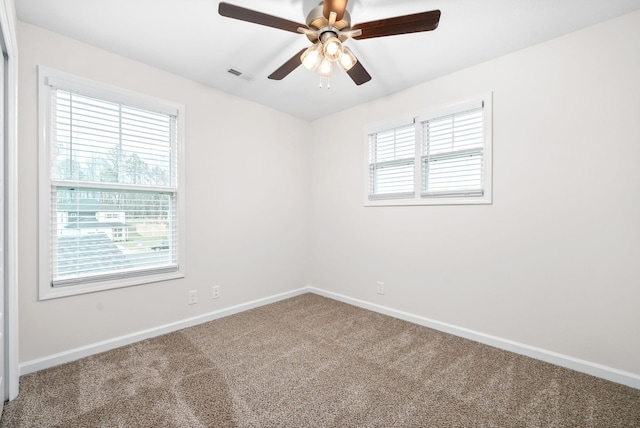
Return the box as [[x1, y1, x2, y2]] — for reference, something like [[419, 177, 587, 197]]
[[364, 93, 493, 207], [38, 66, 186, 300]]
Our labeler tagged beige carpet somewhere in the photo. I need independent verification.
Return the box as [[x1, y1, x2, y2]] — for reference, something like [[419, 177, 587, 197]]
[[2, 293, 639, 427]]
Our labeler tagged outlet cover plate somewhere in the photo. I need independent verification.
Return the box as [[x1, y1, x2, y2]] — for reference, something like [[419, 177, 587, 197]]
[[188, 290, 198, 305]]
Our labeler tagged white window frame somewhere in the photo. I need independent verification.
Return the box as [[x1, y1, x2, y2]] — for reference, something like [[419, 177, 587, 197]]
[[38, 67, 186, 300], [364, 93, 493, 206]]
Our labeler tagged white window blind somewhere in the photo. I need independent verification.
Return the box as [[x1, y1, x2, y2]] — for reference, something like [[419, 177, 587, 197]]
[[46, 84, 180, 287], [364, 94, 492, 206], [421, 107, 484, 197], [368, 123, 416, 200]]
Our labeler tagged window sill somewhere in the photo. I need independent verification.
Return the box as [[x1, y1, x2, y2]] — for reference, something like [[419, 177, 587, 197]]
[[364, 194, 492, 207], [38, 270, 185, 301]]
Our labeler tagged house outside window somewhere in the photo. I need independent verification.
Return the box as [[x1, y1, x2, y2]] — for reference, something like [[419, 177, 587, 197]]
[[365, 93, 492, 206], [38, 67, 186, 299]]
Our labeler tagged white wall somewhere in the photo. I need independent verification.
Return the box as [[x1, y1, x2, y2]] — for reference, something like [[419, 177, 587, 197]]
[[18, 22, 311, 362], [309, 10, 640, 376]]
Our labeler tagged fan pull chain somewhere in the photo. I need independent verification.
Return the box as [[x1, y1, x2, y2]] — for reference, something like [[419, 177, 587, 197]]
[[318, 77, 331, 89]]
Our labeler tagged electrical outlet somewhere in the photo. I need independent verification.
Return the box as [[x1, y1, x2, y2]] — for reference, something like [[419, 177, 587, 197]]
[[377, 281, 385, 295], [212, 286, 220, 299], [188, 290, 198, 305]]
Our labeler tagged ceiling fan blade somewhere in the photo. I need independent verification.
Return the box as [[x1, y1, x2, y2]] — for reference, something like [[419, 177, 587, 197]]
[[347, 60, 372, 86], [218, 2, 307, 34], [268, 48, 307, 80], [323, 0, 348, 22], [352, 10, 441, 40]]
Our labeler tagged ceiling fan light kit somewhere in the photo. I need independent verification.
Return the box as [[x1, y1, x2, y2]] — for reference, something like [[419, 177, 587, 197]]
[[218, 1, 441, 87]]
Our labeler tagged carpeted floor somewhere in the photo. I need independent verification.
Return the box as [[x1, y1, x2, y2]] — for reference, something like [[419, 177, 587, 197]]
[[2, 293, 639, 427]]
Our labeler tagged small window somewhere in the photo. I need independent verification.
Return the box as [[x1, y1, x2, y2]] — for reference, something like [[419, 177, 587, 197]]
[[38, 67, 186, 299], [365, 94, 492, 206], [368, 123, 415, 200]]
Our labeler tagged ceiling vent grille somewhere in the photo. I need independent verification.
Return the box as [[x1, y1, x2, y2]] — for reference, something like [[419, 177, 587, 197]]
[[226, 67, 254, 82]]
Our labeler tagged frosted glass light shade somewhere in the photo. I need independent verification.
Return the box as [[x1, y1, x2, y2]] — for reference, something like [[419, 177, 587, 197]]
[[322, 36, 343, 62], [318, 58, 334, 77], [301, 43, 322, 70], [339, 46, 357, 71]]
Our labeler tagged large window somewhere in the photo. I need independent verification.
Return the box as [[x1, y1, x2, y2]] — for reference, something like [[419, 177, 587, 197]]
[[365, 94, 492, 206], [38, 67, 185, 299]]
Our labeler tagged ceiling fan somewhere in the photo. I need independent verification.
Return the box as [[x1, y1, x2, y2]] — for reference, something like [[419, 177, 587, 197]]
[[218, 1, 441, 86]]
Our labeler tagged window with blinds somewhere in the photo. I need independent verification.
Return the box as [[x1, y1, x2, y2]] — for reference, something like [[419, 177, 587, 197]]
[[421, 108, 484, 197], [39, 67, 185, 299], [368, 124, 415, 199], [365, 94, 492, 206]]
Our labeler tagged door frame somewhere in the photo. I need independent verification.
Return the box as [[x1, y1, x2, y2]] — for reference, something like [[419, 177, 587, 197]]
[[0, 0, 19, 401]]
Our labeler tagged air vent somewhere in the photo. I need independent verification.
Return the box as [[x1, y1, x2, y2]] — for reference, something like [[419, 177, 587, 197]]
[[226, 67, 254, 82]]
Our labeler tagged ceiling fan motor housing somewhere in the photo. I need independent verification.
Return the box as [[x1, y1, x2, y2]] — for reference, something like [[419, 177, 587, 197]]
[[305, 4, 352, 43]]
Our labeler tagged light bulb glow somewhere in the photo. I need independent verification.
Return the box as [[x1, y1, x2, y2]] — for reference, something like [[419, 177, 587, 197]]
[[326, 40, 340, 56], [339, 47, 357, 71], [318, 58, 333, 77], [301, 43, 322, 70], [322, 36, 343, 62]]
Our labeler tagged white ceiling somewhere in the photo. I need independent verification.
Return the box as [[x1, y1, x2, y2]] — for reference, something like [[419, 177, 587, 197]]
[[16, 0, 640, 121]]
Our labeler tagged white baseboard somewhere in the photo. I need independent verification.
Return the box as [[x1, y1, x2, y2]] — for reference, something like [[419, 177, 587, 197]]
[[20, 285, 640, 390], [19, 287, 310, 376], [309, 287, 640, 390]]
